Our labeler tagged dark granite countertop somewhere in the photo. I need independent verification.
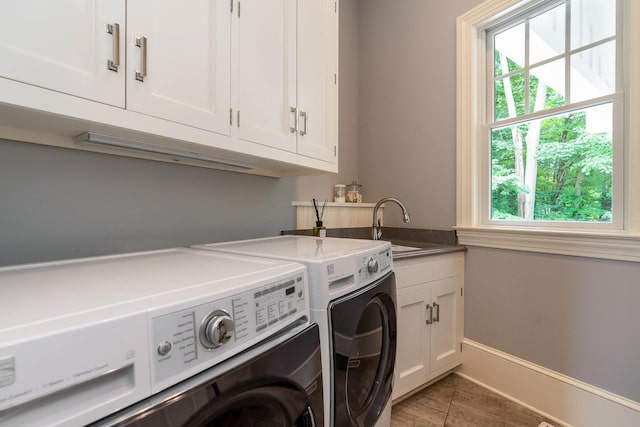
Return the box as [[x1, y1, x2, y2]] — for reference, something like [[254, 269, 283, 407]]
[[281, 227, 466, 259]]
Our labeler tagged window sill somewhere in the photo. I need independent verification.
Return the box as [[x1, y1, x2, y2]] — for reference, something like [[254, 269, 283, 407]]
[[455, 227, 640, 262]]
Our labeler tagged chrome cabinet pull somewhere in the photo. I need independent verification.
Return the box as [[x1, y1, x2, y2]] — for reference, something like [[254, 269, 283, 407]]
[[433, 302, 440, 323], [106, 23, 120, 72], [135, 36, 148, 82], [290, 107, 297, 133], [426, 304, 433, 325], [299, 111, 307, 136]]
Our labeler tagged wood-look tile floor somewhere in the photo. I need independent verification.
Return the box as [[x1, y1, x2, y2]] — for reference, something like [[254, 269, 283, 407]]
[[391, 374, 553, 427]]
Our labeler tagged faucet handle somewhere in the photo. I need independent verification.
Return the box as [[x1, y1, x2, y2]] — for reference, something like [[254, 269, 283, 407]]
[[372, 219, 383, 240]]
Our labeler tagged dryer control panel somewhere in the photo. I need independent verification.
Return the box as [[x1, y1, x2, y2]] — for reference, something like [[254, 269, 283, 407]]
[[150, 273, 306, 391]]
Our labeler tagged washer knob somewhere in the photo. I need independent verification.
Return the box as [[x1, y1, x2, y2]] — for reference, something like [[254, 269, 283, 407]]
[[367, 257, 379, 273], [157, 340, 172, 356], [200, 310, 235, 350]]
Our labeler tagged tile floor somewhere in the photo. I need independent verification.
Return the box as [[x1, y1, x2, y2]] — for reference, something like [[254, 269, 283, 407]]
[[391, 373, 553, 427]]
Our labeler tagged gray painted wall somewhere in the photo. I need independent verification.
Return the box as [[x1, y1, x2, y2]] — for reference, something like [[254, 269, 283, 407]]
[[357, 0, 639, 404], [0, 140, 296, 265], [0, 0, 360, 266], [465, 247, 640, 402], [358, 0, 483, 229]]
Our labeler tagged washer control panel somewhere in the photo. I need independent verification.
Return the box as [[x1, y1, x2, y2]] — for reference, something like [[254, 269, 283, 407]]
[[357, 247, 392, 282], [150, 273, 306, 389]]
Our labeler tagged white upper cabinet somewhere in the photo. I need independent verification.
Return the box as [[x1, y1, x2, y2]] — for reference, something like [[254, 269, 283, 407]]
[[234, 0, 297, 151], [127, 0, 231, 135], [0, 0, 125, 107], [296, 0, 337, 162], [0, 0, 338, 176], [235, 0, 338, 163]]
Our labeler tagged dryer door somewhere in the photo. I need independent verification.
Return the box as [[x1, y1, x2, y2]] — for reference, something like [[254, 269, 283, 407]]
[[330, 272, 397, 427]]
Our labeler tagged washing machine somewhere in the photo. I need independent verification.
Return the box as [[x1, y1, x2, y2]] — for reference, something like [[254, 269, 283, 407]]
[[0, 247, 323, 427], [91, 321, 323, 426], [193, 236, 397, 427]]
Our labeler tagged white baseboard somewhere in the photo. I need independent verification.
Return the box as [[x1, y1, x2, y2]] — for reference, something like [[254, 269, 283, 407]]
[[458, 339, 640, 427]]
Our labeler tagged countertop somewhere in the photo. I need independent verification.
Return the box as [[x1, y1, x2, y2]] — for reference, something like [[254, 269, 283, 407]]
[[384, 239, 466, 260], [281, 226, 466, 260]]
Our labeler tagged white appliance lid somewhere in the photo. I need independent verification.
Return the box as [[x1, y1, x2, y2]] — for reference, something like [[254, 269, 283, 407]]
[[0, 248, 304, 331], [197, 235, 390, 263]]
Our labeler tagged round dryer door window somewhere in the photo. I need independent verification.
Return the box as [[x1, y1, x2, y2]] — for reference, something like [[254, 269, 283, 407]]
[[330, 272, 397, 427]]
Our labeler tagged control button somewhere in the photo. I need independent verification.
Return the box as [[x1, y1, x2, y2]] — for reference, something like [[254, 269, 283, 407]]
[[367, 257, 379, 273], [157, 341, 172, 356], [199, 310, 235, 350]]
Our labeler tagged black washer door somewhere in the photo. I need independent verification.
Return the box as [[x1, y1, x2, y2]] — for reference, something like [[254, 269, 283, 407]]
[[186, 384, 314, 427], [95, 324, 323, 427], [330, 272, 397, 427]]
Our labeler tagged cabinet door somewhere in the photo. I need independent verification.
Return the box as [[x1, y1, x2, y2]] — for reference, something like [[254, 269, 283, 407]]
[[235, 0, 296, 151], [0, 0, 125, 107], [296, 0, 337, 162], [127, 0, 231, 135], [430, 277, 462, 372], [393, 286, 430, 400]]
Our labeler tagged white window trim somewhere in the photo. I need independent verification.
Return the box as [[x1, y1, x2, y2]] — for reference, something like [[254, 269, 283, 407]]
[[456, 0, 640, 262]]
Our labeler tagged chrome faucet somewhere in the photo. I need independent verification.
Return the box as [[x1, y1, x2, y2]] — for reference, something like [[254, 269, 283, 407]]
[[372, 197, 411, 240]]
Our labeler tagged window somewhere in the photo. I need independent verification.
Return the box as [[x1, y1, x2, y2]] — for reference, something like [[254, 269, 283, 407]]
[[456, 0, 640, 261], [488, 0, 621, 227]]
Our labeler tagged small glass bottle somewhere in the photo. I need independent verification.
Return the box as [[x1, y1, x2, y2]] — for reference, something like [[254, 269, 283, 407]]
[[346, 181, 363, 203], [334, 184, 346, 203], [313, 221, 326, 237]]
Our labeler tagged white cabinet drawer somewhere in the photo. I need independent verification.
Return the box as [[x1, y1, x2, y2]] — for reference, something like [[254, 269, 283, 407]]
[[394, 252, 464, 289]]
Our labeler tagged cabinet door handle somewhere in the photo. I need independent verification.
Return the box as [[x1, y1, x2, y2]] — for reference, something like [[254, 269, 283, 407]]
[[433, 302, 440, 323], [290, 107, 297, 133], [106, 23, 120, 72], [135, 36, 148, 82], [425, 304, 433, 325], [299, 111, 308, 136]]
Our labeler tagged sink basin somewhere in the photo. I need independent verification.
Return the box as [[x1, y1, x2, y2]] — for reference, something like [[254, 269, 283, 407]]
[[390, 244, 421, 253]]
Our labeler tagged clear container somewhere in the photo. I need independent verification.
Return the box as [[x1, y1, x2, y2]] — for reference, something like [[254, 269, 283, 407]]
[[346, 181, 362, 203], [334, 184, 346, 203]]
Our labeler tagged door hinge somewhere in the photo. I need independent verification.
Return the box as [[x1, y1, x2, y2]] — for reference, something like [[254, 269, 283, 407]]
[[238, 1, 241, 17], [335, 2, 337, 13], [229, 108, 233, 125], [461, 288, 464, 297], [237, 110, 240, 127], [230, 0, 233, 13], [334, 73, 337, 85], [334, 146, 337, 157], [460, 343, 463, 352]]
